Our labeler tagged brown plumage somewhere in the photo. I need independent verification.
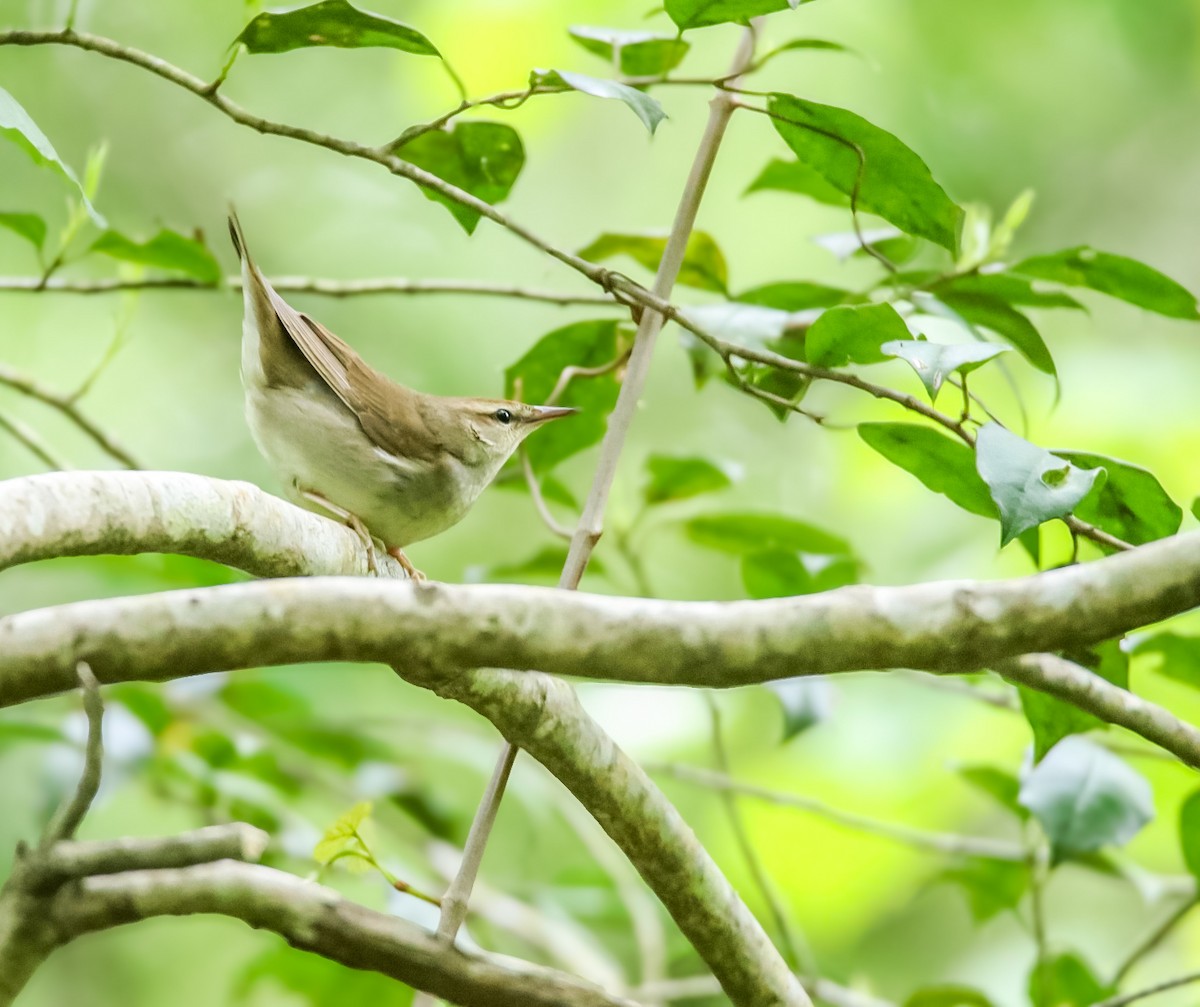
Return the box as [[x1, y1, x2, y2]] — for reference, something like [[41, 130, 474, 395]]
[[229, 211, 575, 576]]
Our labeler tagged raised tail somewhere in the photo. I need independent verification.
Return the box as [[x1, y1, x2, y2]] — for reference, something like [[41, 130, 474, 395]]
[[228, 207, 249, 262]]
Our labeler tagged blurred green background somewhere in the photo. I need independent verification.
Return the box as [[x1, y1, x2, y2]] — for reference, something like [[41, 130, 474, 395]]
[[2, 0, 1200, 1004]]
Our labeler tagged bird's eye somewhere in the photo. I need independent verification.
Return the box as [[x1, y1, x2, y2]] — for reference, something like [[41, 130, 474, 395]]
[[495, 408, 512, 425]]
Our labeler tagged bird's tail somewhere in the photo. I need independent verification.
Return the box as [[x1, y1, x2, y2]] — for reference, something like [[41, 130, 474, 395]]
[[227, 207, 249, 262]]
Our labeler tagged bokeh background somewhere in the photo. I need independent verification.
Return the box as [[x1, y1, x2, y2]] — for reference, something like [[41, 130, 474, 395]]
[[2, 0, 1200, 1004]]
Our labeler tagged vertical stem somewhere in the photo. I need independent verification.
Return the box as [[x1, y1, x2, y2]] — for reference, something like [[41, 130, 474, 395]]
[[422, 21, 762, 973], [704, 693, 814, 975], [1027, 835, 1050, 1006]]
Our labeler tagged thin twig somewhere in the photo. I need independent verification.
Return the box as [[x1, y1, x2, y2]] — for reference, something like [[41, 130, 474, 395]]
[[1026, 835, 1050, 1007], [0, 29, 620, 291], [431, 741, 519, 942], [631, 973, 895, 1007], [0, 274, 619, 305], [1113, 895, 1199, 985], [650, 762, 1026, 861], [0, 363, 138, 468], [703, 693, 813, 974], [40, 663, 103, 847], [0, 412, 71, 470], [1093, 970, 1200, 1007], [544, 349, 631, 407], [520, 448, 572, 541]]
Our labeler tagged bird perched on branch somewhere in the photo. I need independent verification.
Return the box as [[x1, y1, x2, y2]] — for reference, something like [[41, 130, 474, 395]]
[[229, 211, 575, 579]]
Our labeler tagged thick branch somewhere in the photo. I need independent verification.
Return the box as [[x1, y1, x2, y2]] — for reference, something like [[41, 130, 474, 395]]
[[0, 824, 268, 1006], [4, 535, 1200, 766], [42, 862, 638, 1007], [400, 662, 807, 1007], [997, 654, 1200, 769], [0, 471, 403, 578]]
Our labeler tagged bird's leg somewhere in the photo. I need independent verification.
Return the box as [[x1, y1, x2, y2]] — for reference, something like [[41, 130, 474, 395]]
[[387, 546, 426, 582], [297, 487, 380, 576]]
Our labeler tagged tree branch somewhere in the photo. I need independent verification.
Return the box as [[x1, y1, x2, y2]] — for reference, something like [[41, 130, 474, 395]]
[[0, 471, 404, 579], [4, 516, 1200, 765], [40, 663, 103, 847], [0, 274, 619, 305], [399, 661, 807, 1007], [5, 856, 640, 1007], [996, 654, 1200, 769], [0, 363, 139, 468], [1093, 970, 1200, 1007]]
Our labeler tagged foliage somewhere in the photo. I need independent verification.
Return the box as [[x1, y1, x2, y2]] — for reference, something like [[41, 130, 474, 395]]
[[3, 1, 1200, 1005]]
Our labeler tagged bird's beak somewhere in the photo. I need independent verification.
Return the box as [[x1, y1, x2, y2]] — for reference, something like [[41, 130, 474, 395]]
[[528, 405, 579, 424]]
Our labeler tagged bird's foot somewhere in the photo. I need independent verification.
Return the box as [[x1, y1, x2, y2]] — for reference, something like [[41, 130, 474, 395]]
[[347, 515, 380, 576], [297, 487, 380, 576], [387, 546, 426, 581]]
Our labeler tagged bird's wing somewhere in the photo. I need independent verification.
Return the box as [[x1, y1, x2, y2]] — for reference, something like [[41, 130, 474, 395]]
[[228, 211, 439, 462], [277, 304, 443, 464]]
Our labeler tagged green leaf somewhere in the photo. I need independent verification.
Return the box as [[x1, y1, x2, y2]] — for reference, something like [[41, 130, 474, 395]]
[[933, 292, 1056, 377], [767, 92, 962, 252], [755, 37, 857, 68], [806, 303, 911, 368], [1026, 953, 1113, 1007], [745, 157, 850, 208], [858, 422, 996, 518], [938, 272, 1084, 311], [882, 339, 1009, 402], [1012, 247, 1200, 321], [1180, 790, 1200, 883], [684, 512, 849, 555], [568, 26, 690, 76], [939, 859, 1028, 923], [220, 678, 312, 722], [1052, 451, 1181, 547], [903, 985, 995, 1007], [0, 86, 104, 226], [110, 684, 175, 736], [765, 678, 833, 741], [234, 0, 439, 56], [1018, 736, 1153, 860], [393, 121, 524, 235], [0, 720, 65, 752], [505, 320, 622, 471], [532, 70, 667, 134], [313, 800, 373, 865], [643, 455, 733, 505], [741, 549, 857, 598], [91, 229, 222, 284], [1019, 687, 1101, 763], [974, 423, 1102, 546], [0, 212, 46, 251], [1131, 632, 1200, 690], [956, 764, 1028, 819], [735, 281, 853, 311], [578, 230, 727, 293], [666, 0, 809, 30]]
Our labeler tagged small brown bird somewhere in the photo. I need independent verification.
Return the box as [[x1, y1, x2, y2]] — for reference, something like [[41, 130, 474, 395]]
[[229, 212, 576, 579]]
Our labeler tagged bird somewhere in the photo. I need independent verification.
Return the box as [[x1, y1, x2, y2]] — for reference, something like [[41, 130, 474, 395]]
[[228, 211, 576, 579]]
